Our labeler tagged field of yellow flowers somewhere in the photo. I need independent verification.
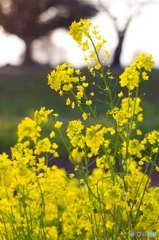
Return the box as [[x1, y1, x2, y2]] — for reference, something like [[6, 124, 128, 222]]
[[0, 19, 159, 239]]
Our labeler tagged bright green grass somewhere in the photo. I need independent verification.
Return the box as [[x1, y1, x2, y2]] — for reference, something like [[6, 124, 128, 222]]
[[0, 66, 159, 153]]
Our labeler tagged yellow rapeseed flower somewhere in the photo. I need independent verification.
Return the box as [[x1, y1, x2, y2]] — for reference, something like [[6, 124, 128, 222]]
[[17, 117, 41, 143], [133, 53, 155, 71], [54, 121, 63, 129], [82, 112, 88, 120], [119, 66, 139, 90]]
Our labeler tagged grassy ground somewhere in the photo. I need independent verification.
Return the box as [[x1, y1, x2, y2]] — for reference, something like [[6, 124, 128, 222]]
[[0, 66, 159, 153]]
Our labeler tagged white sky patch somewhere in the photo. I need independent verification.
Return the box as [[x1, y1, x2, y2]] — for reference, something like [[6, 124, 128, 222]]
[[51, 29, 84, 67], [0, 27, 25, 66], [121, 3, 159, 67]]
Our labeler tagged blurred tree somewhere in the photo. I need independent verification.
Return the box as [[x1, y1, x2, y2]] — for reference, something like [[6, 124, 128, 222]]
[[0, 0, 97, 65], [97, 0, 158, 66]]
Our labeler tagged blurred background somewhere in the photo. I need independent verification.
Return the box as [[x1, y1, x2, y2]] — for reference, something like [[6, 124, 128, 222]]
[[0, 0, 159, 154]]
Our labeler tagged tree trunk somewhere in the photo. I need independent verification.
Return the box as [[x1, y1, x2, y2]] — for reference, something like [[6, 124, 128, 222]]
[[112, 33, 124, 67], [23, 38, 34, 65]]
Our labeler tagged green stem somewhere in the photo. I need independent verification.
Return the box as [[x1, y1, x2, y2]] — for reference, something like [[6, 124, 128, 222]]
[[133, 166, 153, 227], [88, 36, 114, 110]]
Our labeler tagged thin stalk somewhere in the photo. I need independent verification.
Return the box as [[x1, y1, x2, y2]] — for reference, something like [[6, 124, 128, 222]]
[[88, 36, 114, 110], [133, 166, 153, 227]]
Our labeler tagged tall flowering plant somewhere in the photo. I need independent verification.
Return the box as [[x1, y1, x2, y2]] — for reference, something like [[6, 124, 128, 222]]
[[0, 19, 158, 239]]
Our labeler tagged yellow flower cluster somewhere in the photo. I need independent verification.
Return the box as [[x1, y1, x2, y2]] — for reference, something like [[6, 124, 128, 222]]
[[133, 53, 155, 71], [48, 63, 90, 109], [119, 65, 140, 90], [17, 107, 59, 158], [1, 147, 159, 239], [141, 130, 159, 159], [146, 130, 159, 145], [122, 138, 145, 158], [48, 63, 78, 94], [110, 97, 143, 127], [120, 53, 155, 90], [85, 124, 107, 155], [17, 117, 41, 143], [66, 120, 84, 148], [0, 152, 92, 239], [67, 122, 116, 163], [69, 19, 92, 46], [34, 107, 53, 124], [70, 19, 110, 72]]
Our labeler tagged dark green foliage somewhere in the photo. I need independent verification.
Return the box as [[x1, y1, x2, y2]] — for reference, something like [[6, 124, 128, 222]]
[[0, 66, 159, 152]]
